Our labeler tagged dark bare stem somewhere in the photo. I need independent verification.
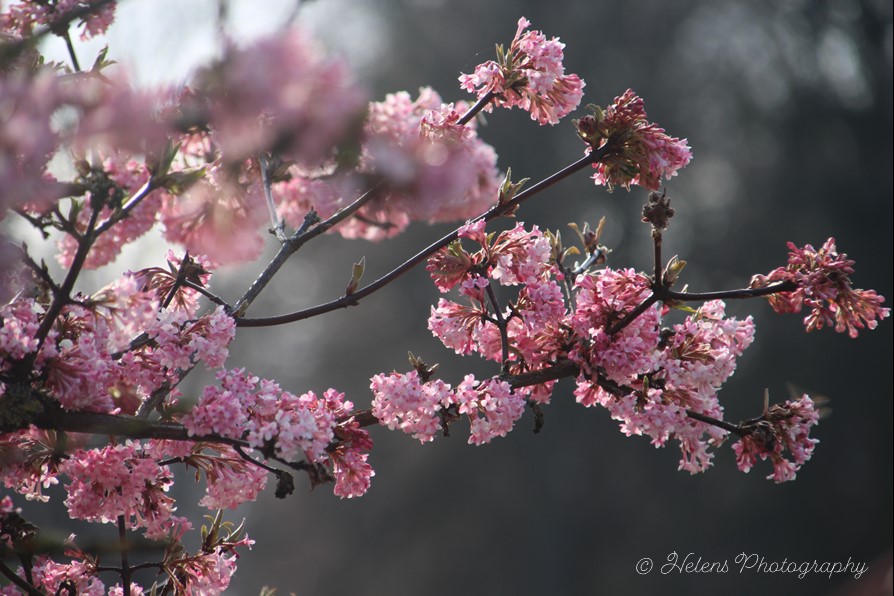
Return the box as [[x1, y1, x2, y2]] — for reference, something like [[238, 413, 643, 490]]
[[232, 183, 382, 316], [61, 30, 81, 72], [652, 230, 663, 285], [484, 284, 511, 375], [31, 204, 102, 355], [606, 294, 659, 336], [258, 153, 287, 241], [233, 444, 279, 474], [0, 560, 43, 596], [94, 180, 156, 236], [457, 90, 497, 126], [662, 281, 798, 302], [118, 516, 131, 596], [182, 279, 230, 308], [236, 148, 606, 328]]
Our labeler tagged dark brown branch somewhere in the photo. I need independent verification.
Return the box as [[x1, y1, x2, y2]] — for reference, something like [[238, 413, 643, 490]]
[[0, 559, 43, 596], [236, 147, 608, 328], [457, 90, 497, 126]]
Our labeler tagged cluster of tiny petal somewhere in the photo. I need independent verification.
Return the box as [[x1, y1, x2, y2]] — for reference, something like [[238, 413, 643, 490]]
[[60, 442, 189, 539], [449, 376, 526, 445], [198, 446, 270, 510], [732, 395, 820, 483], [0, 429, 67, 503], [570, 268, 661, 384], [0, 298, 43, 365], [133, 250, 214, 316], [182, 368, 259, 439], [459, 17, 584, 125], [0, 0, 116, 40], [25, 556, 105, 596], [370, 370, 450, 442], [490, 223, 553, 285], [183, 369, 348, 467], [751, 238, 890, 338], [581, 89, 692, 191]]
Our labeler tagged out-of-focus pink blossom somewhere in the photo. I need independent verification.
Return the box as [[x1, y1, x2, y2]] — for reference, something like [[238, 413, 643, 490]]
[[160, 166, 267, 266], [578, 89, 692, 191], [187, 28, 365, 167], [751, 238, 890, 337], [460, 17, 584, 125]]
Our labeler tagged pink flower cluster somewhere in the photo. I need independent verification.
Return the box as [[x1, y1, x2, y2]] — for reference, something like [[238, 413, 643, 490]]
[[185, 29, 366, 168], [751, 238, 890, 338], [577, 89, 692, 191], [460, 17, 585, 125], [0, 0, 116, 40], [423, 219, 775, 475], [277, 88, 501, 241], [61, 441, 190, 539], [732, 394, 820, 483], [182, 368, 374, 498], [370, 370, 526, 445]]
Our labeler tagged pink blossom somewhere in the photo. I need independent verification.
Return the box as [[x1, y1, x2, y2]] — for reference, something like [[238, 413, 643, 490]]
[[751, 238, 890, 337], [577, 89, 692, 191], [489, 223, 553, 285], [460, 17, 585, 125], [569, 268, 661, 384], [199, 447, 269, 510], [331, 447, 374, 499], [428, 298, 486, 355], [370, 370, 449, 443], [61, 442, 189, 539], [731, 394, 820, 483], [28, 556, 105, 596], [160, 165, 267, 266], [182, 368, 257, 439], [449, 376, 526, 445], [186, 29, 365, 167], [0, 0, 116, 40], [0, 69, 70, 214], [341, 88, 500, 240]]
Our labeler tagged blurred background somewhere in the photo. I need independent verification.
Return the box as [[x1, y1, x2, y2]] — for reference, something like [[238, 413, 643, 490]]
[[19, 0, 894, 594]]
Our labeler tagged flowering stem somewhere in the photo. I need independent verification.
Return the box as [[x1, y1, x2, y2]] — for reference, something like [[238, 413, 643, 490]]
[[0, 560, 41, 596], [30, 204, 102, 357], [457, 90, 497, 126], [94, 179, 157, 236], [236, 147, 608, 327]]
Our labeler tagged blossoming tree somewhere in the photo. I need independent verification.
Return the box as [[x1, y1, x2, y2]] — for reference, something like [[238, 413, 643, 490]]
[[0, 2, 889, 594]]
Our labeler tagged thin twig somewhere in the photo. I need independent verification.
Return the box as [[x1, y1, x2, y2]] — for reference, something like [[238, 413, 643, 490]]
[[236, 148, 607, 327]]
